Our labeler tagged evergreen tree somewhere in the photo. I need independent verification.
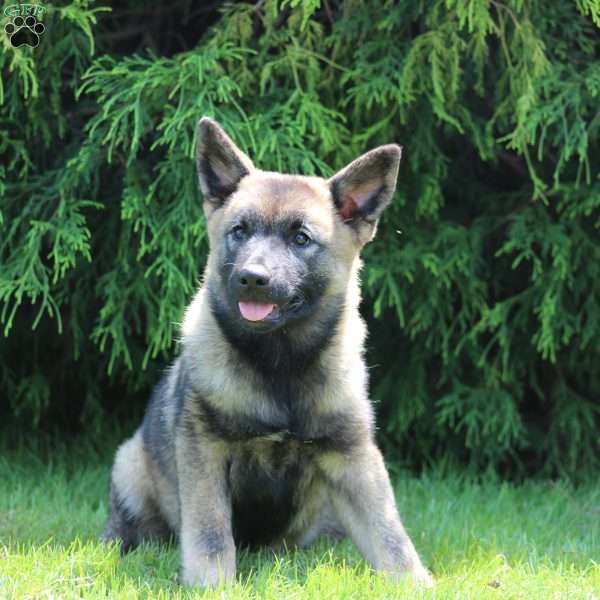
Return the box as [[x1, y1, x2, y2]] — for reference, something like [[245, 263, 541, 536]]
[[1, 0, 599, 476]]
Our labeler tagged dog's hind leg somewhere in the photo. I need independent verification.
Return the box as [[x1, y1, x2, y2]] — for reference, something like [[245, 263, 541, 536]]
[[102, 430, 170, 553]]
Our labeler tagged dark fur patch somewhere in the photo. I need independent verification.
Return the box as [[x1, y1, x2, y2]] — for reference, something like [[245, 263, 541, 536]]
[[307, 411, 366, 452], [382, 528, 412, 566], [196, 391, 362, 453], [197, 527, 227, 556], [230, 452, 301, 548], [104, 482, 173, 554], [196, 394, 289, 442], [105, 484, 142, 554], [199, 154, 247, 202], [172, 365, 188, 419], [142, 373, 178, 479], [208, 285, 343, 404]]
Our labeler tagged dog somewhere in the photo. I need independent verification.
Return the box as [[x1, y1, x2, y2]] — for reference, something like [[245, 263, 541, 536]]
[[102, 116, 433, 588]]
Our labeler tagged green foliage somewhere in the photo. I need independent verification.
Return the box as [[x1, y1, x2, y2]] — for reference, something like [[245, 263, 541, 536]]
[[1, 0, 599, 477]]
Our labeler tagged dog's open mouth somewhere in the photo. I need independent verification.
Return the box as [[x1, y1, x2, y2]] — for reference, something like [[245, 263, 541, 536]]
[[238, 301, 277, 322], [238, 295, 304, 322]]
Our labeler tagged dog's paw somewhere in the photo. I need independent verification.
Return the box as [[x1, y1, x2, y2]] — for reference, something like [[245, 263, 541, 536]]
[[388, 565, 434, 589], [180, 568, 210, 589], [5, 15, 45, 48], [411, 565, 435, 588], [180, 564, 235, 589]]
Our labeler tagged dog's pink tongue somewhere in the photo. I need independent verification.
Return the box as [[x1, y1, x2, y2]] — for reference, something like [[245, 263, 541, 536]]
[[239, 301, 275, 321]]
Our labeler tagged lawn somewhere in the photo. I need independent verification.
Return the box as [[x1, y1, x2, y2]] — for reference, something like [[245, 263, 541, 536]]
[[0, 438, 598, 599]]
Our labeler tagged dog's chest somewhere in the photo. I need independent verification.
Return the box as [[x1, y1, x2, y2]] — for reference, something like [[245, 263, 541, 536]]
[[228, 439, 310, 548]]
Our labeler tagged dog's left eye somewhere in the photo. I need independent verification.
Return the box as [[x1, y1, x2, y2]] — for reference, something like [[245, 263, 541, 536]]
[[231, 224, 247, 241], [293, 232, 311, 247]]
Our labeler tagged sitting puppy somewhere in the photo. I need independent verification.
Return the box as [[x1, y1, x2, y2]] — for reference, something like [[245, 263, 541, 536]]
[[103, 117, 433, 588]]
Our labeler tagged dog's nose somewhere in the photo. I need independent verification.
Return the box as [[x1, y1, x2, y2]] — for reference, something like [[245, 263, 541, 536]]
[[238, 265, 270, 288]]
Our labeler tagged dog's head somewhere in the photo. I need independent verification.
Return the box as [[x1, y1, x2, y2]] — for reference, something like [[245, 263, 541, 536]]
[[196, 117, 401, 335]]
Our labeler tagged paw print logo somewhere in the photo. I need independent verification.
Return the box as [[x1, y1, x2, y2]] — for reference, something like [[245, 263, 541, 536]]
[[5, 15, 45, 48]]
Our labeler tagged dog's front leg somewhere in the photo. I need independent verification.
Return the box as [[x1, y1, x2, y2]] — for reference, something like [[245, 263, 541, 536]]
[[175, 429, 235, 588], [320, 442, 433, 587]]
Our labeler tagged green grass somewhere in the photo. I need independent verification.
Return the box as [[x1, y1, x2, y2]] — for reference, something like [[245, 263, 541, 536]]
[[0, 438, 598, 599]]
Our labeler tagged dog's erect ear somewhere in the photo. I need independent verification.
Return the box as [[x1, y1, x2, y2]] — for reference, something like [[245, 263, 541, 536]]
[[196, 117, 254, 206], [328, 144, 402, 243]]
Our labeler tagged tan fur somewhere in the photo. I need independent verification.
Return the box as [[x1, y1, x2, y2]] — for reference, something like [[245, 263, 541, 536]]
[[103, 117, 433, 590], [110, 432, 154, 519]]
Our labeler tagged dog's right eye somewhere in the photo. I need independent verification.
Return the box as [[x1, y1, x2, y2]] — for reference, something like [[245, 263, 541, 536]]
[[231, 224, 247, 241]]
